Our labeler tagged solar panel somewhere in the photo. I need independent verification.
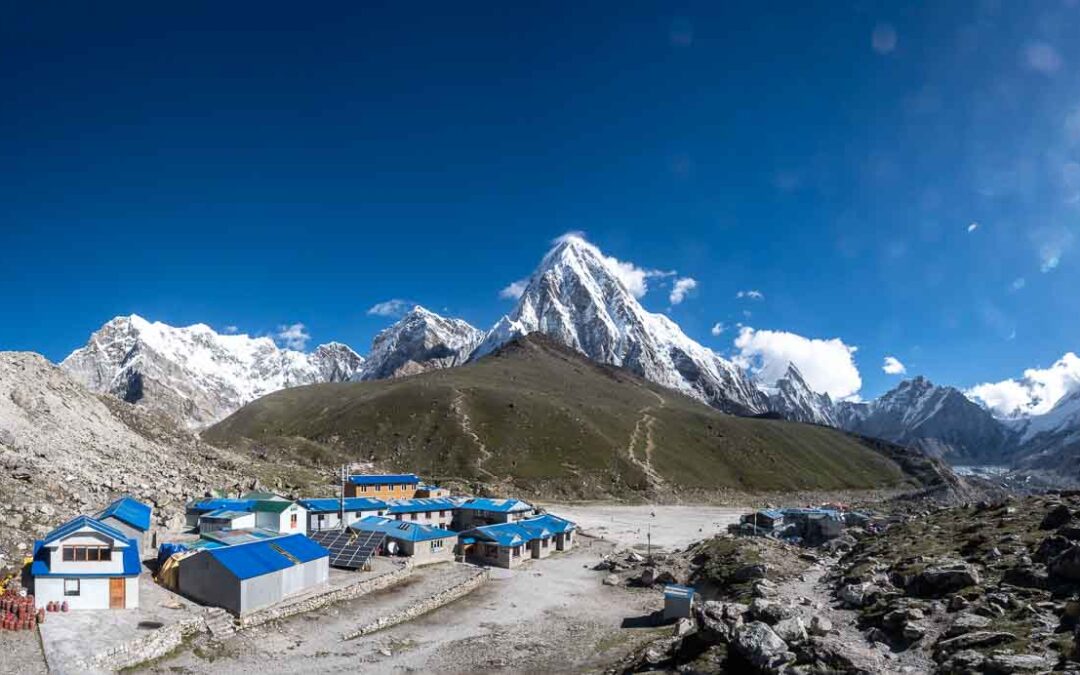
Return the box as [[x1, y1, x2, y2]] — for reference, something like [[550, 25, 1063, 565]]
[[309, 530, 385, 570]]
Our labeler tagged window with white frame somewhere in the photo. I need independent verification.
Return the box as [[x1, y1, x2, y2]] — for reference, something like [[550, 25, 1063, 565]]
[[430, 539, 443, 551], [64, 578, 80, 596]]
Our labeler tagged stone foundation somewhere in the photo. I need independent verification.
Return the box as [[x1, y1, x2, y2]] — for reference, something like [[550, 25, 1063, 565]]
[[343, 566, 489, 639]]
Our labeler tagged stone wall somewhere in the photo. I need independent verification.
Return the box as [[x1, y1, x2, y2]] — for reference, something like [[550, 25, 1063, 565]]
[[342, 566, 489, 639], [82, 616, 205, 672], [238, 561, 413, 629]]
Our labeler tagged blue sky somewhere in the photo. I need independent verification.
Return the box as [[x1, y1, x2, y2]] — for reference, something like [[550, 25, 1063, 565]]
[[2, 1, 1079, 404]]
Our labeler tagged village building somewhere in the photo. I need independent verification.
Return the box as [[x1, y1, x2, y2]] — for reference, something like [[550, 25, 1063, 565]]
[[740, 508, 785, 532], [251, 499, 308, 535], [343, 473, 420, 500], [454, 498, 534, 529], [414, 483, 450, 498], [298, 497, 387, 532], [349, 516, 456, 566], [185, 498, 254, 529], [458, 514, 573, 569], [386, 497, 457, 529], [199, 509, 257, 533], [177, 533, 329, 616], [186, 493, 308, 535], [30, 515, 141, 610], [95, 496, 153, 554]]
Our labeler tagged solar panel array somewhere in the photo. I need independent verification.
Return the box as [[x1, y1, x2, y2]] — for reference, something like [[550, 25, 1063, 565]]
[[309, 529, 385, 570]]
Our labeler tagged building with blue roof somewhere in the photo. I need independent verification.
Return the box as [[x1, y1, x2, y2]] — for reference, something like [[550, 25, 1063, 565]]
[[458, 513, 575, 568], [349, 516, 457, 566], [30, 515, 141, 610], [184, 493, 309, 537], [663, 584, 695, 621], [344, 473, 420, 500], [95, 496, 153, 554], [297, 497, 388, 532], [386, 497, 457, 530], [454, 497, 535, 529], [177, 533, 330, 616]]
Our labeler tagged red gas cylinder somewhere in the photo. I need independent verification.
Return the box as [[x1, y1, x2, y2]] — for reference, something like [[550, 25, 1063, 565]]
[[61, 601, 69, 612]]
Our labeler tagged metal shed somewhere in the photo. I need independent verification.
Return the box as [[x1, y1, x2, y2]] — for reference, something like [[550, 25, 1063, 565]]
[[177, 533, 329, 616], [663, 584, 695, 621]]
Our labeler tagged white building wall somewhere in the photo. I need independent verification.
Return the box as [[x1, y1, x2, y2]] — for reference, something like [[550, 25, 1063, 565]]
[[200, 513, 256, 533], [34, 577, 110, 610], [46, 532, 126, 575]]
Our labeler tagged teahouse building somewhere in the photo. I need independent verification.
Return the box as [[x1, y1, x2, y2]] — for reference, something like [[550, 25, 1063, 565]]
[[344, 473, 420, 500], [454, 498, 534, 529], [458, 514, 572, 568], [298, 497, 387, 532], [349, 516, 456, 566], [386, 497, 457, 529], [30, 515, 141, 610]]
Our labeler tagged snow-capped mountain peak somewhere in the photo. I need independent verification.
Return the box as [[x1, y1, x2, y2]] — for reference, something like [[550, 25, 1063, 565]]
[[358, 305, 483, 380], [61, 315, 363, 427], [473, 235, 768, 414], [768, 362, 838, 426]]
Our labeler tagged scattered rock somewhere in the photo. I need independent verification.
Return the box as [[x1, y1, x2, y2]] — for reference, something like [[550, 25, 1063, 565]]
[[672, 616, 696, 638], [1040, 503, 1072, 529], [982, 653, 1052, 674], [934, 630, 1016, 655], [773, 616, 807, 645], [945, 612, 991, 637], [731, 563, 768, 582], [907, 561, 980, 597], [808, 615, 832, 636], [749, 598, 795, 625], [602, 574, 621, 587], [731, 621, 792, 672]]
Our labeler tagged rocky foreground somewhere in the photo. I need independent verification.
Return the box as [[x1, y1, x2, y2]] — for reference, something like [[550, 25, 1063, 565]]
[[615, 492, 1080, 674]]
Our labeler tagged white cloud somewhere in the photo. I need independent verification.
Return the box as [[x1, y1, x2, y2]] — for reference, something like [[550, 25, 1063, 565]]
[[733, 326, 862, 400], [499, 279, 528, 300], [669, 277, 698, 305], [710, 322, 726, 336], [553, 233, 675, 298], [1011, 277, 1026, 291], [275, 323, 310, 351], [967, 352, 1080, 416], [882, 356, 907, 375], [1024, 41, 1062, 74], [967, 222, 978, 233], [223, 325, 239, 334], [1033, 227, 1074, 273], [871, 23, 897, 55], [367, 299, 414, 317], [736, 289, 764, 300]]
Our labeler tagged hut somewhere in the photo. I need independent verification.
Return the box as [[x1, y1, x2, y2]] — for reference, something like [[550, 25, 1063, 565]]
[[348, 516, 456, 566], [30, 515, 141, 610], [663, 584, 695, 621], [95, 496, 153, 555]]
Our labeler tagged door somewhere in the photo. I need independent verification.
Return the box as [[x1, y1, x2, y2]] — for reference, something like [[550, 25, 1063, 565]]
[[109, 577, 125, 608]]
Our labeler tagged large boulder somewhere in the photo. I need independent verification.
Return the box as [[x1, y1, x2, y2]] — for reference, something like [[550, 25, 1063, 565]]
[[945, 612, 991, 637], [1040, 503, 1072, 530], [749, 598, 796, 625], [907, 561, 980, 597], [1049, 543, 1080, 581], [838, 582, 876, 608], [731, 621, 792, 671], [934, 631, 1016, 655], [982, 653, 1052, 674], [773, 617, 808, 645], [1035, 535, 1072, 563], [731, 563, 768, 582]]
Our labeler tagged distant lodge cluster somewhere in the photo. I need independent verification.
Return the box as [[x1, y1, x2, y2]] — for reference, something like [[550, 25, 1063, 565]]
[[732, 505, 872, 545], [27, 473, 576, 617]]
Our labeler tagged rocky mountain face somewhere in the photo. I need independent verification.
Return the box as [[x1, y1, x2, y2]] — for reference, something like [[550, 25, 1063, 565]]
[[767, 363, 838, 426], [837, 377, 1016, 464], [0, 352, 267, 570], [358, 306, 483, 380], [61, 315, 364, 427], [472, 235, 768, 415]]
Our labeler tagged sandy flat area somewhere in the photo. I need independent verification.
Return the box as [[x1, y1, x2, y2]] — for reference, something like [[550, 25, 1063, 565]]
[[541, 503, 747, 550]]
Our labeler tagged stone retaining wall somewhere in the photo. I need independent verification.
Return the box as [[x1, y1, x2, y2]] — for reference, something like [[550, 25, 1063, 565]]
[[83, 616, 205, 673], [239, 562, 413, 629], [343, 567, 489, 640]]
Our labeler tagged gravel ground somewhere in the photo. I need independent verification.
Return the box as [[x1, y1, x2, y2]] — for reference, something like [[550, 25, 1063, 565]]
[[138, 538, 662, 674], [542, 503, 746, 551], [0, 630, 47, 675]]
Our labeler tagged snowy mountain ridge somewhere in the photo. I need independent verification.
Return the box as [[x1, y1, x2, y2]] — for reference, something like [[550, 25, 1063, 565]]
[[472, 235, 769, 415], [61, 315, 365, 427], [358, 305, 483, 380]]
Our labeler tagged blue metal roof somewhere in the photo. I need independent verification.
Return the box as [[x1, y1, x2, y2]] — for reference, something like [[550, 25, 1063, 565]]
[[272, 534, 329, 563], [521, 513, 576, 534], [96, 496, 152, 532], [200, 528, 282, 546], [458, 497, 533, 513], [189, 498, 254, 514], [664, 584, 695, 599], [298, 497, 387, 513], [40, 515, 134, 547], [205, 534, 327, 580], [31, 535, 141, 578], [347, 473, 420, 486], [386, 497, 457, 514], [350, 516, 457, 542], [465, 520, 551, 547]]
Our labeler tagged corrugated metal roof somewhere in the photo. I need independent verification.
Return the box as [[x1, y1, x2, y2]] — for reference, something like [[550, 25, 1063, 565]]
[[189, 498, 254, 514], [349, 516, 457, 543], [464, 520, 550, 547], [96, 496, 152, 532], [664, 584, 695, 599], [202, 509, 253, 520], [386, 497, 457, 514], [272, 534, 329, 563], [458, 497, 533, 513], [200, 528, 281, 545], [298, 498, 387, 513], [521, 513, 576, 534], [250, 500, 297, 514], [347, 473, 420, 485], [207, 540, 296, 580], [40, 515, 133, 547]]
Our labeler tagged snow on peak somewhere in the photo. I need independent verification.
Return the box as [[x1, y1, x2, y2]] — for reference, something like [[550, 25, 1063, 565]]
[[358, 306, 483, 381], [61, 317, 362, 427], [472, 236, 767, 415]]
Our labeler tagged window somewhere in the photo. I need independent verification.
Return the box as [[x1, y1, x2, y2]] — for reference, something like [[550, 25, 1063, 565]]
[[317, 514, 325, 524], [290, 513, 298, 528], [410, 513, 418, 521], [64, 579, 80, 596], [439, 510, 446, 518], [360, 485, 368, 493], [430, 539, 443, 551], [63, 547, 74, 561], [512, 546, 521, 558]]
